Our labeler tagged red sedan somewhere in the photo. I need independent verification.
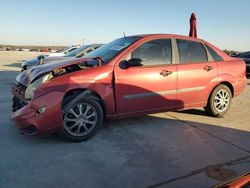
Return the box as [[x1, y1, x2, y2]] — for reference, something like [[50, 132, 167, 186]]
[[11, 34, 247, 141]]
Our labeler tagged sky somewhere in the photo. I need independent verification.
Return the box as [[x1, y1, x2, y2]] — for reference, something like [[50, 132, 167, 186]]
[[0, 0, 249, 51]]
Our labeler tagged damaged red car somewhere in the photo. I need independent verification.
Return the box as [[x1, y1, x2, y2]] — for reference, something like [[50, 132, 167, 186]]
[[11, 34, 247, 141]]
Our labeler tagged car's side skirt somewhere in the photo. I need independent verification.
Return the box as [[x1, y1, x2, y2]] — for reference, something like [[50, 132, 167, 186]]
[[124, 86, 205, 100]]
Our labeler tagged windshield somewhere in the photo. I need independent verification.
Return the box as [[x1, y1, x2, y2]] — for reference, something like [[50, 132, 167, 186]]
[[65, 45, 91, 57], [84, 36, 141, 63]]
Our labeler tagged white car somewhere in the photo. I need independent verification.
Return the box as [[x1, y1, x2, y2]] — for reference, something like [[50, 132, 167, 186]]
[[48, 46, 80, 57], [21, 44, 103, 70]]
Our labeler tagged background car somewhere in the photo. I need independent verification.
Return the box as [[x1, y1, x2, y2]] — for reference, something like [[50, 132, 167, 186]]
[[48, 46, 80, 57], [21, 44, 102, 71], [231, 51, 250, 78]]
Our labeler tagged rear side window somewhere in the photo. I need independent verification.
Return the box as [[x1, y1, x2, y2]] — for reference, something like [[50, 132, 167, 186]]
[[67, 48, 77, 53], [177, 39, 207, 64], [131, 39, 172, 66], [205, 44, 224, 61]]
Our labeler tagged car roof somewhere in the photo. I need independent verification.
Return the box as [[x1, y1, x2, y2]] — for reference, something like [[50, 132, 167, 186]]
[[84, 44, 103, 48], [130, 33, 203, 41]]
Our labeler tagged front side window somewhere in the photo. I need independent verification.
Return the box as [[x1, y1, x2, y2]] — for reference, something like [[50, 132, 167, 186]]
[[65, 45, 91, 57], [130, 39, 172, 66], [177, 39, 207, 64]]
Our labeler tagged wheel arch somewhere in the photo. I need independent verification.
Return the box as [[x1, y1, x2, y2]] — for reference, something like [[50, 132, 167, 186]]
[[204, 81, 234, 117], [218, 81, 234, 97], [205, 81, 234, 107], [62, 88, 106, 117]]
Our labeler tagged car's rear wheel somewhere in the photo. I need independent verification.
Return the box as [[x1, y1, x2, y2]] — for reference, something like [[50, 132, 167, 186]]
[[61, 95, 103, 142], [204, 84, 232, 117]]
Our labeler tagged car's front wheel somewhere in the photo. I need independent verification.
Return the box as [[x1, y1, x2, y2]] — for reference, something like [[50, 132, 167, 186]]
[[61, 95, 103, 142], [204, 84, 232, 117]]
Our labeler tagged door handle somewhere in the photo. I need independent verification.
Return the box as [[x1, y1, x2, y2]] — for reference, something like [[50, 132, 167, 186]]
[[160, 70, 172, 77], [204, 65, 213, 72]]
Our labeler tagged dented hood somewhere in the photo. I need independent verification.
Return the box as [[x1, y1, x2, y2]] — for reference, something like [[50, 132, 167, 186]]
[[22, 56, 73, 68], [16, 57, 91, 86]]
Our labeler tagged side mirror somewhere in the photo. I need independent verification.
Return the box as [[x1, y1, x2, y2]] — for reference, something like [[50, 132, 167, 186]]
[[119, 58, 143, 70], [119, 60, 129, 69], [128, 58, 143, 67]]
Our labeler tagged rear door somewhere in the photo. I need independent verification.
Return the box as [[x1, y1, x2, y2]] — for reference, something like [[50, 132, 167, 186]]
[[114, 38, 180, 116], [176, 39, 218, 107]]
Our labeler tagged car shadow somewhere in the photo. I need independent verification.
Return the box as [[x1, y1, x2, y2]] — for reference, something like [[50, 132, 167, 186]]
[[11, 114, 250, 187], [0, 70, 20, 102], [174, 108, 209, 117], [100, 115, 250, 187], [3, 62, 21, 68]]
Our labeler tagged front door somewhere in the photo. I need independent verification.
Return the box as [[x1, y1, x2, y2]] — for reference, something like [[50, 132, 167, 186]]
[[114, 39, 180, 116]]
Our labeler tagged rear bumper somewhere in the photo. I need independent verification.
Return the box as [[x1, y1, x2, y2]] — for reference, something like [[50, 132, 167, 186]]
[[233, 77, 247, 96], [11, 91, 64, 135]]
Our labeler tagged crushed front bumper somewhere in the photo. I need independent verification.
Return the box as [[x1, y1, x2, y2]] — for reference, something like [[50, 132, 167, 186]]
[[11, 91, 65, 135]]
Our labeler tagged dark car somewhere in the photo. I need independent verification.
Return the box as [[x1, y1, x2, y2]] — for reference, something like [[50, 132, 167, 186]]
[[232, 51, 250, 78], [21, 44, 102, 71]]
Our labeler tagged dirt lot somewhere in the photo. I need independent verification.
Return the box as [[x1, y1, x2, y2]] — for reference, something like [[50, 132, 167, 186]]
[[0, 51, 249, 188]]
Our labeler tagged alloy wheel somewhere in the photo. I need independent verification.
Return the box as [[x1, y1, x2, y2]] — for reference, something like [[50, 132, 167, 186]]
[[213, 89, 230, 113], [63, 103, 97, 136]]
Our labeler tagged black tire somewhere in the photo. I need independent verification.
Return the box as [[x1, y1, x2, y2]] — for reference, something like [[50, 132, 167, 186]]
[[204, 84, 232, 117], [12, 96, 17, 112], [61, 94, 103, 142], [12, 96, 24, 112]]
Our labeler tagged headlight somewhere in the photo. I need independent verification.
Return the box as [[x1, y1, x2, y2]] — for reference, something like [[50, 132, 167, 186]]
[[25, 74, 52, 100]]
